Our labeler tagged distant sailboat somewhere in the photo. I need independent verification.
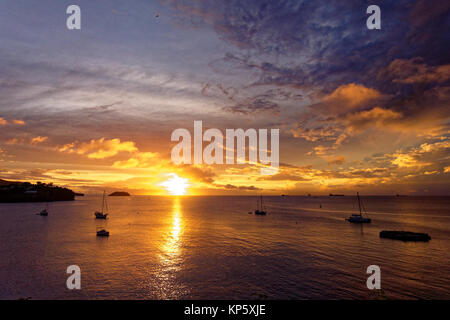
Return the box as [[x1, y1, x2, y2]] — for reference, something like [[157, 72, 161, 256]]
[[254, 195, 267, 215], [346, 192, 371, 223], [94, 191, 109, 219]]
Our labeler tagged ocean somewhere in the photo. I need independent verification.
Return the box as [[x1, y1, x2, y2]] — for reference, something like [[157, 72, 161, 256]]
[[0, 195, 449, 299]]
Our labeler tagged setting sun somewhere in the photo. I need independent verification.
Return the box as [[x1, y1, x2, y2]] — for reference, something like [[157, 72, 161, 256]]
[[161, 173, 189, 195]]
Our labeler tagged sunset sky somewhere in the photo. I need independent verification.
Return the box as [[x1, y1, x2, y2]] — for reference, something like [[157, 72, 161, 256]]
[[0, 0, 449, 195]]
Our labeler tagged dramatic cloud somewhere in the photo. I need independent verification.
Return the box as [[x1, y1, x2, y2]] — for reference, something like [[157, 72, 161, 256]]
[[327, 156, 346, 166], [322, 84, 382, 112], [30, 136, 48, 145], [112, 152, 161, 168], [391, 140, 450, 168], [0, 117, 26, 126], [386, 58, 450, 84], [343, 107, 403, 133], [59, 138, 138, 159]]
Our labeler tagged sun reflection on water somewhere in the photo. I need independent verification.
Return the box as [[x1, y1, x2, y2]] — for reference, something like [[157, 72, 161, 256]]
[[156, 196, 187, 298], [163, 197, 182, 257]]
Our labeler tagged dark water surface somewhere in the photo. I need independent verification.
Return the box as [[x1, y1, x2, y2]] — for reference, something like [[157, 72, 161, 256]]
[[1, 196, 449, 299]]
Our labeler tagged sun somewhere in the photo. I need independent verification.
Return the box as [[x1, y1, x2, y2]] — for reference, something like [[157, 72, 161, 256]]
[[161, 173, 189, 195]]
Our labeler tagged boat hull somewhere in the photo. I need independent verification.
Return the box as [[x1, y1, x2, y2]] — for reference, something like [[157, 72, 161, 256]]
[[94, 212, 108, 219], [96, 230, 109, 237], [346, 217, 371, 223], [380, 231, 431, 242]]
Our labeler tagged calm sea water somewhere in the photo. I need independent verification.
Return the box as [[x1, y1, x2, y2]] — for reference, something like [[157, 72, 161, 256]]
[[0, 195, 449, 300]]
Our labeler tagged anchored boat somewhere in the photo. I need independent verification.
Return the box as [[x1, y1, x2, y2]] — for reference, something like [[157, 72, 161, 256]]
[[346, 192, 371, 223], [380, 231, 431, 242], [94, 191, 109, 219], [96, 228, 110, 237], [37, 202, 49, 216], [254, 195, 267, 215]]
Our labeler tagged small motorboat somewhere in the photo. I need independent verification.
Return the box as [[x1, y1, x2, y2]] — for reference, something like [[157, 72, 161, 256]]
[[96, 229, 110, 237], [346, 192, 371, 223], [380, 231, 431, 242], [37, 202, 49, 216]]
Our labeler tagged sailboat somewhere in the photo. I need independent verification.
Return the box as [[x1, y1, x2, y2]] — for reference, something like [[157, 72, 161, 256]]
[[254, 195, 267, 215], [94, 191, 109, 219], [346, 192, 371, 223]]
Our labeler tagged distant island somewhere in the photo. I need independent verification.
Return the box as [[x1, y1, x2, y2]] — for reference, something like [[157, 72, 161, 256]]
[[108, 191, 131, 196], [0, 180, 76, 203]]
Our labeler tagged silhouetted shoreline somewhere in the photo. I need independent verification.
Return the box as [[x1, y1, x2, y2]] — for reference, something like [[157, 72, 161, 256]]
[[0, 180, 76, 203]]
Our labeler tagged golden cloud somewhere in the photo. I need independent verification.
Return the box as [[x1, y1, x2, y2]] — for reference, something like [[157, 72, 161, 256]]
[[324, 83, 381, 108], [0, 118, 26, 125], [391, 139, 449, 168], [290, 126, 337, 142], [292, 84, 386, 152], [419, 141, 450, 152], [327, 156, 346, 165], [112, 151, 160, 168], [6, 138, 20, 145], [386, 57, 450, 84], [59, 138, 138, 159], [307, 145, 336, 156], [30, 136, 48, 145], [343, 107, 403, 132], [391, 153, 426, 168]]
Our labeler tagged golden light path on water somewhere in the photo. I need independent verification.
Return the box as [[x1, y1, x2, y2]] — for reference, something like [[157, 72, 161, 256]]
[[156, 197, 186, 298], [165, 197, 182, 256]]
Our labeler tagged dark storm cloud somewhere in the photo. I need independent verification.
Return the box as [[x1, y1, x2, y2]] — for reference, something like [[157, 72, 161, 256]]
[[223, 95, 280, 115], [168, 0, 450, 92], [202, 78, 303, 115]]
